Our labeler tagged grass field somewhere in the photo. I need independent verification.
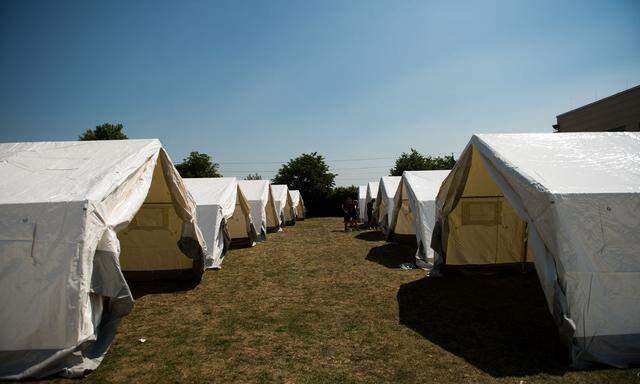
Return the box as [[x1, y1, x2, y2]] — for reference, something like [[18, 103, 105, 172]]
[[60, 218, 638, 383]]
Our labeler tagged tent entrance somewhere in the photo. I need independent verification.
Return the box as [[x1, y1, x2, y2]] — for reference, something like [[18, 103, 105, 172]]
[[389, 183, 417, 244], [228, 199, 255, 248], [117, 158, 196, 281], [444, 147, 530, 270]]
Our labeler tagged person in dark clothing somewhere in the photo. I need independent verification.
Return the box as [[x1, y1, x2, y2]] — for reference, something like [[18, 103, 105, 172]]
[[367, 198, 376, 228], [342, 197, 358, 231]]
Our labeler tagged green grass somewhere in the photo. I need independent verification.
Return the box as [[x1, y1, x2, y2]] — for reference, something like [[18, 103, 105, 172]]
[[46, 218, 639, 383]]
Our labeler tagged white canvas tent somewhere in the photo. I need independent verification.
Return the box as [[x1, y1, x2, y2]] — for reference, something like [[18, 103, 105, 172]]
[[358, 185, 367, 222], [431, 132, 640, 367], [289, 190, 305, 220], [373, 176, 401, 234], [237, 180, 281, 237], [184, 177, 257, 269], [388, 170, 449, 268], [0, 139, 205, 379], [365, 181, 379, 223], [271, 184, 295, 226]]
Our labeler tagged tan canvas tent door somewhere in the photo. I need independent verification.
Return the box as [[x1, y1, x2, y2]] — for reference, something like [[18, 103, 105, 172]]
[[0, 140, 205, 379], [431, 132, 640, 368]]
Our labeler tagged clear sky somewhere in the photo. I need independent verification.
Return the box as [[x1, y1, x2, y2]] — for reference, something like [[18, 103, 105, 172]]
[[1, 0, 639, 186]]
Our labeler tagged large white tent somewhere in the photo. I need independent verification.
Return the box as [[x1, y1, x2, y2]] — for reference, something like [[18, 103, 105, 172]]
[[0, 139, 206, 379], [373, 176, 401, 234], [431, 132, 640, 367], [388, 170, 450, 268], [365, 181, 379, 223], [237, 180, 281, 237], [184, 177, 256, 269], [271, 184, 295, 226], [358, 185, 367, 222], [289, 190, 305, 220]]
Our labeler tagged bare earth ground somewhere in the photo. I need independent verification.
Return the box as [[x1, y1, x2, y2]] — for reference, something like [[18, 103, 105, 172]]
[[55, 218, 638, 383]]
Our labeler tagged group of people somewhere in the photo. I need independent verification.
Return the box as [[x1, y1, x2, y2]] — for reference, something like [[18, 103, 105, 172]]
[[341, 197, 377, 231]]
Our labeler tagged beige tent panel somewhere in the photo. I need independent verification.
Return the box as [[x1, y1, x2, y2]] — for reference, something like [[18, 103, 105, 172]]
[[394, 182, 415, 236], [119, 156, 194, 272], [266, 188, 281, 231], [228, 188, 254, 240], [445, 147, 527, 266]]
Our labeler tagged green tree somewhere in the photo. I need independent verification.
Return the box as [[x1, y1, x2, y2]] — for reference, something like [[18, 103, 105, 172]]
[[245, 173, 262, 180], [272, 152, 336, 216], [79, 123, 128, 140], [175, 152, 221, 178], [389, 149, 455, 176]]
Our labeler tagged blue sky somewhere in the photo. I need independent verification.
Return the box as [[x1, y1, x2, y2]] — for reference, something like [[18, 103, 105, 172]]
[[1, 0, 639, 185]]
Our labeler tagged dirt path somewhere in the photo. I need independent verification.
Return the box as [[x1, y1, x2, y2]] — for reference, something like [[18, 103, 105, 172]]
[[77, 218, 637, 383]]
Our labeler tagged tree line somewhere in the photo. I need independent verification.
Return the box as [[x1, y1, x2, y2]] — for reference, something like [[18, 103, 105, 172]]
[[80, 123, 455, 216]]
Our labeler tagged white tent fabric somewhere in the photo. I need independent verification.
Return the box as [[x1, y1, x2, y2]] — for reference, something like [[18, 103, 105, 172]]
[[388, 170, 450, 267], [431, 132, 640, 367], [271, 184, 295, 225], [289, 190, 305, 220], [374, 176, 401, 234], [0, 139, 205, 379], [358, 185, 367, 222], [237, 180, 280, 237], [184, 178, 256, 269]]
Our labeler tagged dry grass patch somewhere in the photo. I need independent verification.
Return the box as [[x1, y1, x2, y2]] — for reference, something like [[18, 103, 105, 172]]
[[43, 218, 639, 383]]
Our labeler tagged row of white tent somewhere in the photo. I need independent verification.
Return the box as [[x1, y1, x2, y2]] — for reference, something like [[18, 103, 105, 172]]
[[359, 132, 640, 368], [0, 139, 304, 379], [184, 178, 305, 269]]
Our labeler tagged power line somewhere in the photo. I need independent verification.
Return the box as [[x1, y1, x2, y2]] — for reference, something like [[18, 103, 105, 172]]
[[218, 156, 396, 165]]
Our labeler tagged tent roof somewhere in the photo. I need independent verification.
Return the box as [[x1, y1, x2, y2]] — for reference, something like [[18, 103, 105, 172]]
[[367, 181, 379, 198], [271, 184, 289, 203], [403, 170, 450, 199], [289, 190, 302, 207], [358, 185, 367, 199], [474, 132, 640, 194], [237, 180, 270, 201], [379, 176, 401, 200], [184, 177, 237, 206], [0, 139, 161, 204]]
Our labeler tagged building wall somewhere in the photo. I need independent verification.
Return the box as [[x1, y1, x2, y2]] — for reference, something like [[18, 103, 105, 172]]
[[554, 85, 640, 132]]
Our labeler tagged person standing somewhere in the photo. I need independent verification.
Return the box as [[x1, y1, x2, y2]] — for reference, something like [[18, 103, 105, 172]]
[[367, 198, 376, 229], [342, 197, 357, 231]]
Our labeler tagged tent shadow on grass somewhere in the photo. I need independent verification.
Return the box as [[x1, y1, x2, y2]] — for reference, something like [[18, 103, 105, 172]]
[[397, 272, 572, 377], [129, 278, 201, 299], [355, 230, 386, 242], [365, 243, 416, 268]]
